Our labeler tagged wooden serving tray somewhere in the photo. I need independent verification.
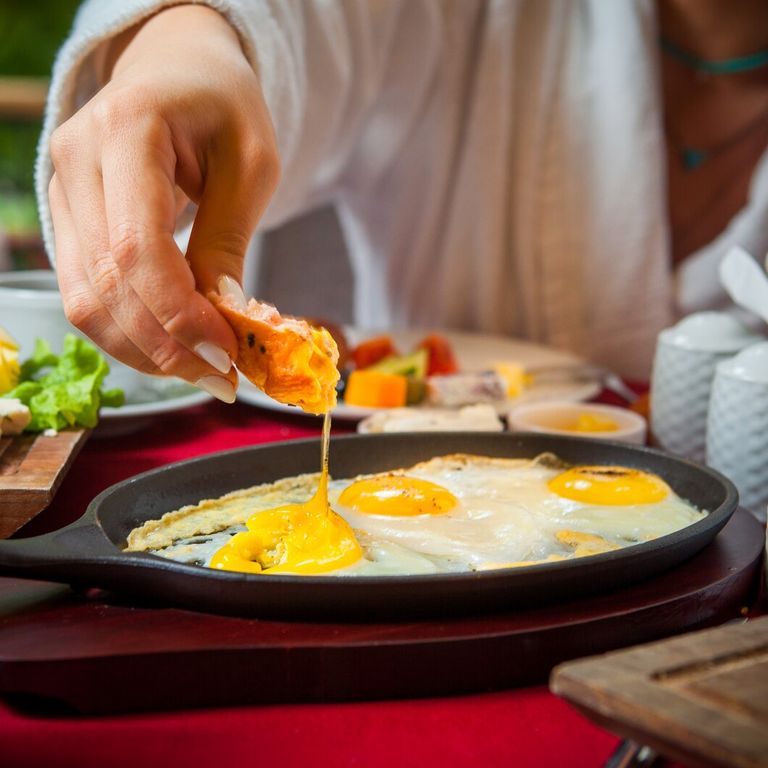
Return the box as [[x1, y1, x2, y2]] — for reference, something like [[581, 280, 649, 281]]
[[0, 429, 89, 539], [0, 508, 763, 714], [551, 616, 768, 768]]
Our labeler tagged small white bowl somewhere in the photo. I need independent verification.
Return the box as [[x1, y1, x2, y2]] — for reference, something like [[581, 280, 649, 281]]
[[0, 269, 147, 394], [507, 401, 647, 444]]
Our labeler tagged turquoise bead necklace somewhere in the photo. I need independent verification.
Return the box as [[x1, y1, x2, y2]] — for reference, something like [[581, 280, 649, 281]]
[[660, 35, 768, 171], [660, 36, 768, 77]]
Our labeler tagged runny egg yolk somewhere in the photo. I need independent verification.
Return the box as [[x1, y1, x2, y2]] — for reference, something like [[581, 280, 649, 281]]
[[210, 452, 363, 575], [209, 505, 362, 575], [547, 466, 671, 506], [339, 475, 458, 516]]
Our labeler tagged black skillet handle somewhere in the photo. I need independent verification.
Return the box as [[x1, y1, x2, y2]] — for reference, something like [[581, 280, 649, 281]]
[[0, 522, 119, 584]]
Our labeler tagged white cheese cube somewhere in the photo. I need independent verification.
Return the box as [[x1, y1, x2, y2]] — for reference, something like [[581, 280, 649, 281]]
[[0, 398, 31, 436]]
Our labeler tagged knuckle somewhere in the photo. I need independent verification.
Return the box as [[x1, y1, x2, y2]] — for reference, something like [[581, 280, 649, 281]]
[[48, 174, 63, 205], [157, 299, 190, 337], [63, 293, 100, 333], [151, 341, 189, 376], [94, 95, 168, 149], [109, 225, 145, 272], [49, 124, 76, 169], [203, 229, 251, 260], [89, 254, 121, 300], [246, 138, 280, 193], [90, 95, 131, 138], [50, 91, 167, 171], [262, 141, 281, 190], [136, 360, 162, 376]]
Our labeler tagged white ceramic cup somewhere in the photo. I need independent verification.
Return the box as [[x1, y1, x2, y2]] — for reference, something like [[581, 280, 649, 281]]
[[0, 269, 148, 394], [706, 342, 768, 513], [650, 312, 762, 462]]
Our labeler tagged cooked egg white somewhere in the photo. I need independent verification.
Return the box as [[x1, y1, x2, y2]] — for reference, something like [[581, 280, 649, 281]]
[[125, 454, 707, 576]]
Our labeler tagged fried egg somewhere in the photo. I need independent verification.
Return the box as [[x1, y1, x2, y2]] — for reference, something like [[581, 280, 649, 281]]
[[125, 454, 706, 576]]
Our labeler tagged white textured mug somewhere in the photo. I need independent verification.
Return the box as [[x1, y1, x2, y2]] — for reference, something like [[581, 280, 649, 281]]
[[650, 312, 761, 462], [706, 342, 768, 513]]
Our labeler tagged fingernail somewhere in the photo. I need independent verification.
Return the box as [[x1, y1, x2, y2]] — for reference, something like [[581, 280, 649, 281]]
[[217, 275, 248, 311], [195, 342, 231, 374], [195, 375, 236, 403]]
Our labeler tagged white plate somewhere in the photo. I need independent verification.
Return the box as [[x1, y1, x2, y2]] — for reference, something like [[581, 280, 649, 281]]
[[96, 377, 212, 436], [236, 328, 601, 421]]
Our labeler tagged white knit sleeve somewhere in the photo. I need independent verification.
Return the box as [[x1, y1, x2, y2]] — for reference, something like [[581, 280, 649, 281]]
[[36, 0, 417, 262]]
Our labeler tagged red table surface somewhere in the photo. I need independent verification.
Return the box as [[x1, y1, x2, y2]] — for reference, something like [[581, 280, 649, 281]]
[[1, 394, 678, 768]]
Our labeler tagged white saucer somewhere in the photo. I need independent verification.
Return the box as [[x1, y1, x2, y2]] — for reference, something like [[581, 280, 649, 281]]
[[236, 328, 601, 421], [96, 378, 212, 436]]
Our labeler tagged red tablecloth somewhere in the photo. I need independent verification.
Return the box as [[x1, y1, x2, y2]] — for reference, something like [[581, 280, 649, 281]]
[[2, 400, 640, 768]]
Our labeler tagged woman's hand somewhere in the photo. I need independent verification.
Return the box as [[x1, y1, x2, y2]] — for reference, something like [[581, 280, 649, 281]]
[[48, 5, 279, 402]]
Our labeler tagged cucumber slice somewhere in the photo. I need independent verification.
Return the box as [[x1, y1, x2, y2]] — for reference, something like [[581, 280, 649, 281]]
[[368, 348, 428, 379]]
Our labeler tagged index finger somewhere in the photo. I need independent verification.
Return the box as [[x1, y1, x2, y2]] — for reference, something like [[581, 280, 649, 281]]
[[100, 115, 239, 361]]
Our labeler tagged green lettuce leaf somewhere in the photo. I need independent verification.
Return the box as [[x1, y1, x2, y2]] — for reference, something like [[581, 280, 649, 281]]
[[19, 338, 58, 380], [100, 388, 125, 408], [5, 334, 124, 431]]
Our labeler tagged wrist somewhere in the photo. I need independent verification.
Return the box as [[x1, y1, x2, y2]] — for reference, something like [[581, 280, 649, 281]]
[[106, 4, 245, 80]]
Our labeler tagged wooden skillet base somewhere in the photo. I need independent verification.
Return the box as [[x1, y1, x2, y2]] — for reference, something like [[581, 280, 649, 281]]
[[0, 508, 763, 715]]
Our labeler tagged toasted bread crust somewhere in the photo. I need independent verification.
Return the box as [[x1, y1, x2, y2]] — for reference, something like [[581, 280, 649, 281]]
[[212, 294, 339, 414]]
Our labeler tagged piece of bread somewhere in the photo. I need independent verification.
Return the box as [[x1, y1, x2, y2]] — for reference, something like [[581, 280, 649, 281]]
[[302, 318, 350, 371], [211, 294, 339, 414]]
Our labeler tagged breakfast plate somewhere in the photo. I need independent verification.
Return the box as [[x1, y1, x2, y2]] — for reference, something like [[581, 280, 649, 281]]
[[0, 433, 737, 620], [235, 328, 601, 420], [96, 378, 212, 436]]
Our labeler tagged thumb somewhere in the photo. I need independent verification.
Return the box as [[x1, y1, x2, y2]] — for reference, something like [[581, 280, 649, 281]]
[[186, 139, 280, 297]]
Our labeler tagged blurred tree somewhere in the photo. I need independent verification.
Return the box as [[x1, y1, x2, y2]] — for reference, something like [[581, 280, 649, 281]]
[[0, 0, 79, 257], [0, 0, 80, 76]]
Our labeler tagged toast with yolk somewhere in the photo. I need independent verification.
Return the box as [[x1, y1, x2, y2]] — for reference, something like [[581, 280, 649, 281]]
[[211, 293, 339, 414]]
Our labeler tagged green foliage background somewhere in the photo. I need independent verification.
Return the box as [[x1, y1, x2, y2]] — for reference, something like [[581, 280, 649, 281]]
[[0, 0, 80, 236]]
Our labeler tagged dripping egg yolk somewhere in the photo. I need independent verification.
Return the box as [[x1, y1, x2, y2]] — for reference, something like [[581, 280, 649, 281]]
[[547, 466, 671, 505], [338, 475, 458, 516], [210, 504, 362, 575]]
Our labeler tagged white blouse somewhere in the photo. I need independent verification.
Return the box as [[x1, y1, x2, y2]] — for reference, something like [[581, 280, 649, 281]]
[[36, 0, 768, 378]]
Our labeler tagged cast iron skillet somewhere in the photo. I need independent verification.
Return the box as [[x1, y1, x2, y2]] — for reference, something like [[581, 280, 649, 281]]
[[0, 433, 738, 620]]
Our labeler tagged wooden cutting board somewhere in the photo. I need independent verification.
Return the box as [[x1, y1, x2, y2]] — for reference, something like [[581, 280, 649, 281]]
[[551, 615, 768, 768], [0, 429, 89, 539]]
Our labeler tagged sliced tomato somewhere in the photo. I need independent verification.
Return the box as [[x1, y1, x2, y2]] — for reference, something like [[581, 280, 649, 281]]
[[417, 333, 459, 375], [352, 335, 398, 369]]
